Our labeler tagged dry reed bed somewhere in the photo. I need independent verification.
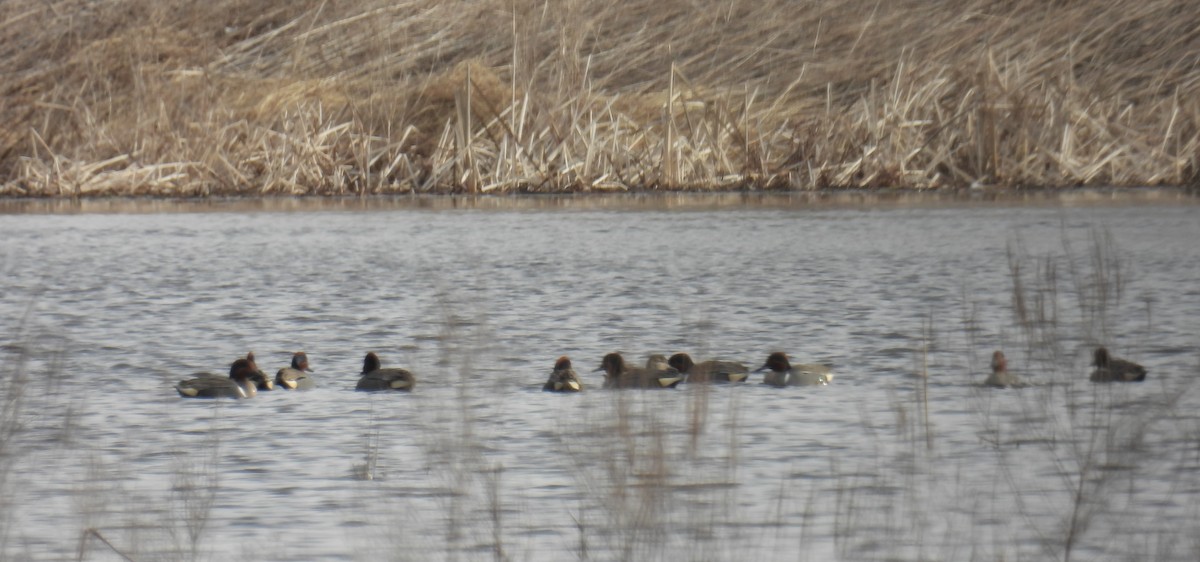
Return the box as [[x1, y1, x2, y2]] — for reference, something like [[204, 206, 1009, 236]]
[[2, 0, 1199, 195]]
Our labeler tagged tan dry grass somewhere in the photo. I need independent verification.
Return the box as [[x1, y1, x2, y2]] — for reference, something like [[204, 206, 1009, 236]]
[[1, 0, 1199, 195]]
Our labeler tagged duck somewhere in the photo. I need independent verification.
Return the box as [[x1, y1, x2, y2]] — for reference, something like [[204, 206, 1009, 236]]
[[667, 353, 749, 383], [176, 356, 261, 399], [275, 351, 315, 390], [644, 354, 683, 376], [1089, 347, 1147, 382], [982, 350, 1024, 388], [756, 352, 833, 387], [355, 352, 417, 391], [596, 352, 683, 389], [245, 352, 274, 391], [542, 356, 582, 392]]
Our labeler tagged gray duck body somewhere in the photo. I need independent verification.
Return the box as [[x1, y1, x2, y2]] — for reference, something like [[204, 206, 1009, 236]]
[[176, 356, 260, 399], [668, 353, 749, 383], [355, 352, 417, 391], [276, 351, 315, 390], [756, 352, 833, 387], [982, 350, 1025, 388], [1089, 347, 1146, 383], [543, 356, 582, 392], [597, 353, 683, 389]]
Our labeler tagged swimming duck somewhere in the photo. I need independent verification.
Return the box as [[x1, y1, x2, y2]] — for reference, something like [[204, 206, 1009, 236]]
[[756, 352, 833, 387], [982, 350, 1024, 388], [542, 356, 582, 392], [596, 352, 683, 389], [245, 352, 274, 391], [176, 356, 260, 399], [1089, 347, 1147, 382], [645, 354, 683, 376], [667, 353, 749, 383], [355, 352, 417, 391], [275, 351, 315, 390]]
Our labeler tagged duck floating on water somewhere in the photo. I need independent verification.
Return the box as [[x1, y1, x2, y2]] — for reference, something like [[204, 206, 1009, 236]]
[[756, 352, 833, 387], [597, 352, 683, 389], [176, 355, 261, 399], [667, 353, 749, 383], [1089, 347, 1147, 382], [355, 352, 417, 391], [543, 356, 582, 392], [982, 350, 1024, 388], [245, 352, 274, 391], [275, 351, 315, 390]]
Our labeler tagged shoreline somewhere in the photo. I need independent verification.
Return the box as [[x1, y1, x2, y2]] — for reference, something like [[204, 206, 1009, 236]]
[[0, 187, 1195, 215]]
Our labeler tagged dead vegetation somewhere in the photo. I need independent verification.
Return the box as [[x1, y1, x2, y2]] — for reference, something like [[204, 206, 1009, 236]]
[[1, 0, 1199, 196]]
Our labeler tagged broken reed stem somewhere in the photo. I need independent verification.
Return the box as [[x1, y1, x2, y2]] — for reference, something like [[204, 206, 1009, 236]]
[[921, 314, 933, 451], [76, 528, 136, 562]]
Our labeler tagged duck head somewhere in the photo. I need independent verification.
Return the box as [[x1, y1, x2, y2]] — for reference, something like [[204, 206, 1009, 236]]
[[229, 358, 255, 379], [667, 353, 695, 373], [551, 356, 580, 391], [597, 352, 626, 377], [596, 352, 627, 387], [292, 351, 314, 372], [228, 357, 259, 398], [991, 350, 1007, 373], [755, 352, 791, 373], [362, 352, 382, 374], [244, 351, 274, 390], [1092, 347, 1110, 368]]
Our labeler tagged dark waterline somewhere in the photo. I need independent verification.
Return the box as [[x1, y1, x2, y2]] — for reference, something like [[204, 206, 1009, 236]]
[[0, 187, 1195, 215]]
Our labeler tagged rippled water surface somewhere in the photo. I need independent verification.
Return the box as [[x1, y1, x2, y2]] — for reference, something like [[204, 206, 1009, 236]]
[[2, 194, 1199, 561]]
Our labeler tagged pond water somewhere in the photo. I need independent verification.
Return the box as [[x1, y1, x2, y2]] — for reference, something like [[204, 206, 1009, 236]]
[[1, 192, 1199, 561]]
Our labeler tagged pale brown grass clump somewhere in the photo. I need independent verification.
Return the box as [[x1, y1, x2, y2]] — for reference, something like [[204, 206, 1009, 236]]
[[2, 0, 1199, 195]]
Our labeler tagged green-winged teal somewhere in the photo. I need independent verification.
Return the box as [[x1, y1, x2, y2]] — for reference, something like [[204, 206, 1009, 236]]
[[756, 352, 833, 387], [245, 352, 274, 391], [596, 352, 683, 389], [275, 351, 315, 390], [176, 355, 260, 399], [1089, 347, 1146, 382], [982, 350, 1024, 388], [668, 353, 749, 383], [543, 356, 582, 392], [355, 352, 417, 391], [644, 354, 684, 376]]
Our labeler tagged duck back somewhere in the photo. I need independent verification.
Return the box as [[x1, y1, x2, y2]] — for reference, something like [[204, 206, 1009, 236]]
[[276, 367, 315, 390], [356, 368, 417, 391], [176, 374, 252, 399]]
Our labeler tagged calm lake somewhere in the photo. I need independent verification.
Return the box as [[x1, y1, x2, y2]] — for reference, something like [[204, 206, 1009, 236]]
[[1, 192, 1198, 561]]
